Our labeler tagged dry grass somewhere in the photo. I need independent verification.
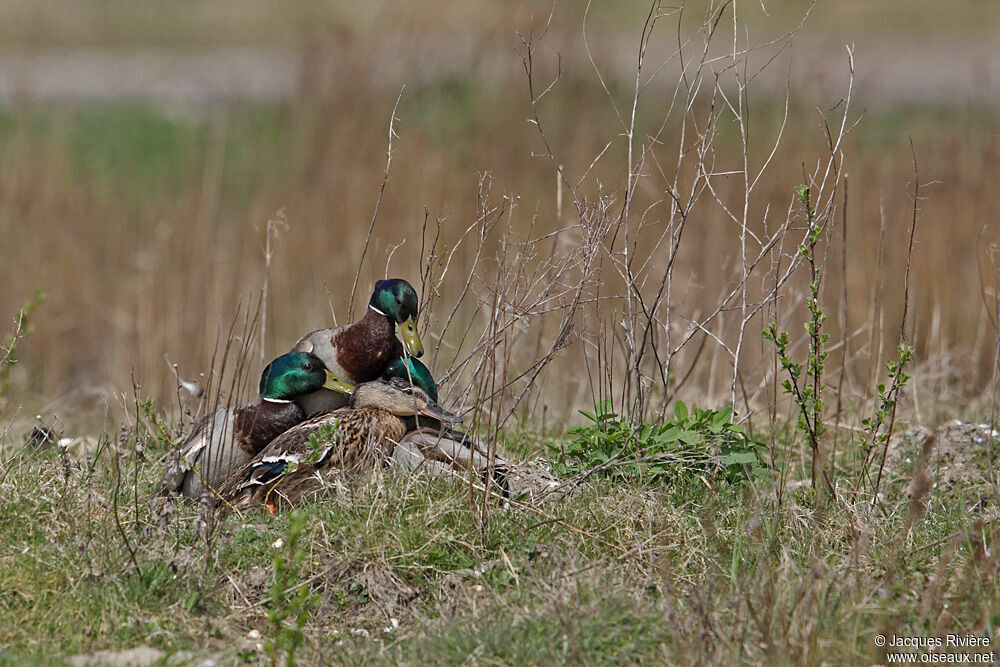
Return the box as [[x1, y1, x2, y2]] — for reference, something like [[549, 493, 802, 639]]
[[0, 91, 998, 430], [0, 3, 994, 431]]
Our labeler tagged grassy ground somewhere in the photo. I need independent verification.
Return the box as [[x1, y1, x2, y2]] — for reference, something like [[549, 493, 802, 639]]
[[1, 415, 998, 664]]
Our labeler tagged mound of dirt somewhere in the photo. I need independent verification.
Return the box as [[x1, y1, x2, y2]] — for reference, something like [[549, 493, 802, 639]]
[[885, 420, 1000, 496], [504, 458, 565, 504], [68, 646, 163, 666]]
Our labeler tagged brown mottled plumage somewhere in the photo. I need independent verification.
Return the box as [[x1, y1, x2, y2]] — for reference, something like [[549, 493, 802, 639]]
[[379, 356, 507, 494], [218, 378, 461, 509]]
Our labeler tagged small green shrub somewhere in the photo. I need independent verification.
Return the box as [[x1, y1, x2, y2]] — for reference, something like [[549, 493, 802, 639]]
[[546, 400, 769, 483], [763, 184, 829, 493], [265, 510, 319, 666], [139, 397, 174, 454], [0, 289, 46, 401]]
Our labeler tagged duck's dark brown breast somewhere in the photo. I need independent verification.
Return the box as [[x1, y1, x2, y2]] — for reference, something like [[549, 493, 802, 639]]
[[333, 308, 398, 382], [234, 400, 305, 456]]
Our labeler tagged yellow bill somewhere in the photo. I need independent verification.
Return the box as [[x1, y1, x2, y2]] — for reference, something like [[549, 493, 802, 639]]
[[323, 370, 356, 396], [396, 315, 424, 358]]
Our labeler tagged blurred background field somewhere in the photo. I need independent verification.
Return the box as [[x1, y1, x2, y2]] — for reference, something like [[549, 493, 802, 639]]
[[0, 0, 998, 429]]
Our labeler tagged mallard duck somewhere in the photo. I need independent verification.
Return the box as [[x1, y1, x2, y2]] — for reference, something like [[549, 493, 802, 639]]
[[381, 355, 438, 402], [218, 377, 461, 509], [158, 352, 344, 498], [290, 279, 424, 416], [380, 357, 508, 493]]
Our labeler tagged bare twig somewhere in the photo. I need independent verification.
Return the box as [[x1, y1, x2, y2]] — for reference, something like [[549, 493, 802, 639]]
[[348, 86, 405, 319]]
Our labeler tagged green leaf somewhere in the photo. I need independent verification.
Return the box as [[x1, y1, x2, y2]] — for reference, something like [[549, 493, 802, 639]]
[[721, 451, 759, 465], [677, 430, 701, 445], [673, 400, 688, 421]]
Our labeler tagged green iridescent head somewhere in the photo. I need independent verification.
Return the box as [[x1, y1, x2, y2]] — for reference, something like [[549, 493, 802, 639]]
[[259, 352, 338, 400], [370, 279, 423, 358], [382, 356, 438, 403]]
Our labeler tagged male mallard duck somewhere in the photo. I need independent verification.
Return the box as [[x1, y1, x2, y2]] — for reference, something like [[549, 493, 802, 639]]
[[218, 377, 460, 509], [381, 355, 438, 402], [158, 352, 343, 498], [381, 357, 508, 493], [290, 279, 424, 416]]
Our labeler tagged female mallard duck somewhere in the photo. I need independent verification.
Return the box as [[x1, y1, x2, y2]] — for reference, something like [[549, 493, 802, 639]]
[[381, 357, 508, 493], [218, 377, 461, 509], [158, 352, 343, 498], [290, 279, 425, 416]]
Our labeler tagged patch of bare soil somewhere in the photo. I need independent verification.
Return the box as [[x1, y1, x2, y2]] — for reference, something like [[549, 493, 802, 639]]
[[68, 646, 163, 667], [886, 420, 1000, 496], [504, 458, 565, 504]]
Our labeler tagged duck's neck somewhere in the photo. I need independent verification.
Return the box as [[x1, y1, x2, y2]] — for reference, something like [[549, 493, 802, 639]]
[[334, 308, 399, 381], [355, 306, 395, 342]]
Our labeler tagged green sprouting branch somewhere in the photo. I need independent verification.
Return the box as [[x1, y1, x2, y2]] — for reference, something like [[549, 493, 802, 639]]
[[0, 289, 47, 401]]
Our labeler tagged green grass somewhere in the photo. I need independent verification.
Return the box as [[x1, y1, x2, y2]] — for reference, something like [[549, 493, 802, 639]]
[[396, 588, 672, 665], [0, 425, 997, 664]]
